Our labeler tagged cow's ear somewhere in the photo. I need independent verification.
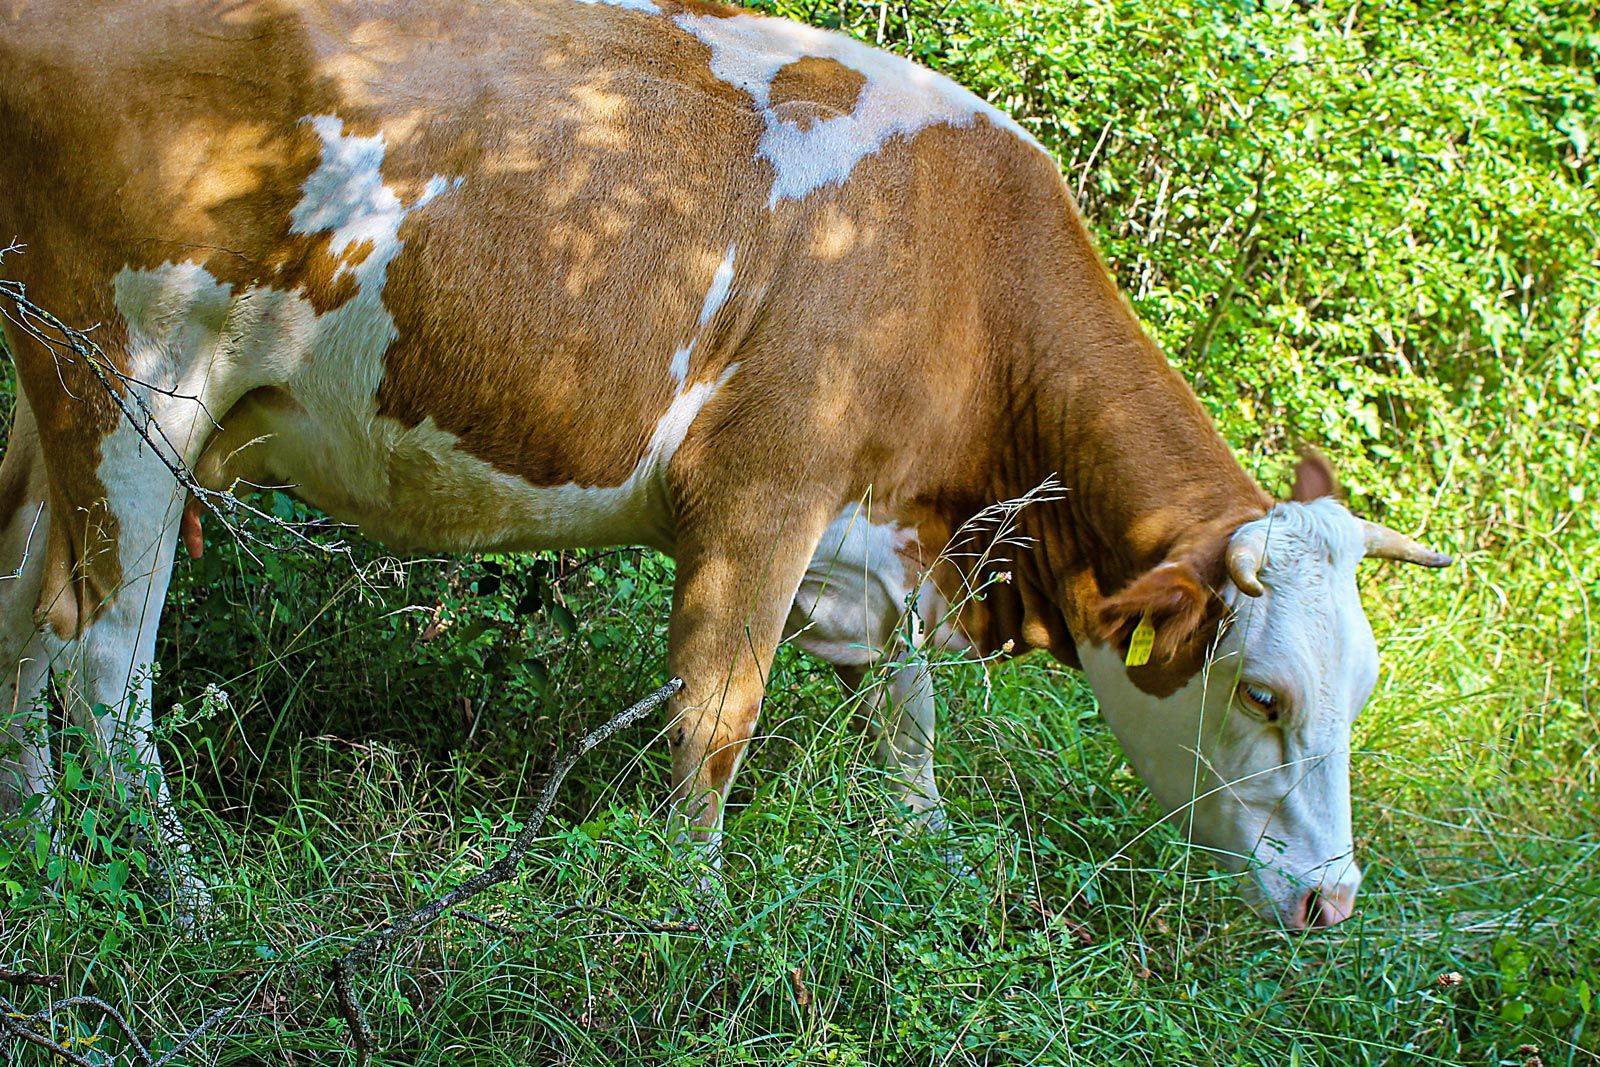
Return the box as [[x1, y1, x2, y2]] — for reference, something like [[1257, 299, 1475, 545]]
[[1094, 561, 1212, 664], [1291, 451, 1340, 503]]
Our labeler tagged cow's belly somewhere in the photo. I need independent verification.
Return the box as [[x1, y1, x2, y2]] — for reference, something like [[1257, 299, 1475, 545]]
[[203, 384, 708, 556], [121, 106, 764, 561]]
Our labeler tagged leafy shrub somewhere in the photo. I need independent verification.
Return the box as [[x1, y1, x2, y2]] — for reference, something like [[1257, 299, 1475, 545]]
[[1, 1, 1595, 1064]]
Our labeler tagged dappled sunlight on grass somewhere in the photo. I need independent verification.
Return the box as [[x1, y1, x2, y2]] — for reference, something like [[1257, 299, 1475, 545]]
[[2, 535, 1592, 1063], [3, 0, 1595, 1061]]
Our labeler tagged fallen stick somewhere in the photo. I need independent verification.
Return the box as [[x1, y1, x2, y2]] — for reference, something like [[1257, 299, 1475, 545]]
[[0, 988, 240, 1067], [328, 677, 684, 1066], [459, 903, 701, 937], [0, 967, 63, 989]]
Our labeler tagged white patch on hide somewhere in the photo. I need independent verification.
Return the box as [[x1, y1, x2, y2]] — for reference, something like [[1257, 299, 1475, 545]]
[[671, 245, 737, 389], [698, 245, 737, 327], [284, 116, 461, 409], [674, 12, 1046, 206], [668, 342, 694, 389], [113, 115, 459, 436], [320, 363, 739, 552], [787, 503, 921, 666], [107, 114, 461, 565], [575, 0, 661, 13]]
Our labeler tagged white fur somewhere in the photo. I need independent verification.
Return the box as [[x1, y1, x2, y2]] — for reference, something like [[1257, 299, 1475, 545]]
[[668, 342, 693, 389], [575, 0, 660, 13], [671, 245, 736, 389], [1079, 499, 1374, 925], [306, 365, 741, 553], [787, 503, 921, 665], [786, 503, 947, 816], [673, 13, 1045, 206], [698, 245, 737, 327]]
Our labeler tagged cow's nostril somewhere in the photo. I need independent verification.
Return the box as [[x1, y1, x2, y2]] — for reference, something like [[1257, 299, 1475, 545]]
[[1292, 889, 1318, 927], [1303, 890, 1326, 929], [1299, 886, 1355, 929]]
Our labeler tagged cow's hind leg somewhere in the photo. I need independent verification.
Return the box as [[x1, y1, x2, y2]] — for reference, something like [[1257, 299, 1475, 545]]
[[39, 434, 203, 913], [47, 532, 198, 905], [0, 400, 54, 823]]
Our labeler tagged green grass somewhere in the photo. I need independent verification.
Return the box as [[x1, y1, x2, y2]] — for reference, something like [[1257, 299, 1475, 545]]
[[3, 0, 1596, 1061], [2, 527, 1595, 1065]]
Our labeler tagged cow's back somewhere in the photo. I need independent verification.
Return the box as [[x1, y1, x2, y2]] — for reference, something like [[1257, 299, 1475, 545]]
[[2, 0, 1059, 557]]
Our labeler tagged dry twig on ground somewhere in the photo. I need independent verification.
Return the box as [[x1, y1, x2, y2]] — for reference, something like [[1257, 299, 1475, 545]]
[[0, 968, 61, 990], [0, 987, 241, 1067], [327, 677, 684, 1066]]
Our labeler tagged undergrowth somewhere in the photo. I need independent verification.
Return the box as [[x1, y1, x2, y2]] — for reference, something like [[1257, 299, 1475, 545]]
[[2, 0, 1597, 1063]]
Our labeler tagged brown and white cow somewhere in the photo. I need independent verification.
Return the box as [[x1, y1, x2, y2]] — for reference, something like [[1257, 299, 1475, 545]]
[[0, 0, 1448, 927]]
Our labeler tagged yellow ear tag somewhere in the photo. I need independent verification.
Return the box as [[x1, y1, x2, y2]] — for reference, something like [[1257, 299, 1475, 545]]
[[1125, 612, 1156, 667]]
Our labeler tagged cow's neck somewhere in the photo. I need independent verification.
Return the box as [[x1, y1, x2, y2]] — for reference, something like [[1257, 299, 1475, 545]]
[[970, 207, 1270, 656]]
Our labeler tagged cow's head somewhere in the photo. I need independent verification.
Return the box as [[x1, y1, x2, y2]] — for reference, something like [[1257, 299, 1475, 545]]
[[1078, 457, 1450, 929]]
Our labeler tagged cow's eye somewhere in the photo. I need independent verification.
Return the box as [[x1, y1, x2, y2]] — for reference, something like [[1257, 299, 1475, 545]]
[[1239, 682, 1281, 721]]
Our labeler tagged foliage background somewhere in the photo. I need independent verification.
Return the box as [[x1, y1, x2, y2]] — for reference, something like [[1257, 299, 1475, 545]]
[[1, 0, 1596, 1063]]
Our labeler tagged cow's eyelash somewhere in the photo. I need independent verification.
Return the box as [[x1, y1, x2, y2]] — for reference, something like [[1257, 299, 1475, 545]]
[[1239, 682, 1282, 722]]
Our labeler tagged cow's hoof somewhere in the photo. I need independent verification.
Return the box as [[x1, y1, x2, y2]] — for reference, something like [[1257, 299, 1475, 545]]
[[936, 845, 978, 881], [898, 806, 977, 880], [148, 862, 215, 930], [906, 803, 949, 836], [683, 861, 733, 931], [170, 877, 216, 931]]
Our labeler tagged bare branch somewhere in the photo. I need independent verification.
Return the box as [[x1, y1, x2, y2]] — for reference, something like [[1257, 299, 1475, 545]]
[[0, 984, 244, 1067], [458, 904, 701, 937], [0, 968, 62, 989], [548, 904, 702, 934], [328, 678, 684, 1066], [0, 1009, 97, 1067], [0, 248, 353, 564]]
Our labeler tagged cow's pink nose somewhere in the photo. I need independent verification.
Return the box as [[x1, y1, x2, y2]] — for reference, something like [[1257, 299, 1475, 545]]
[[1297, 886, 1356, 929]]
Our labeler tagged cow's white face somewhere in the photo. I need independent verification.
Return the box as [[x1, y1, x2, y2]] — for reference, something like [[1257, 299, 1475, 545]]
[[1082, 499, 1381, 929]]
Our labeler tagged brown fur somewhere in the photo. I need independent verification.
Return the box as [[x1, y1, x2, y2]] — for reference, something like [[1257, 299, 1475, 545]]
[[1095, 563, 1211, 660], [769, 56, 868, 129], [1291, 452, 1340, 503], [0, 0, 1275, 823]]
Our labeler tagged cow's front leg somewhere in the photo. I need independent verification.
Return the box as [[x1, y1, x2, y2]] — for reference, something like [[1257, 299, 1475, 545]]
[[838, 656, 944, 831], [665, 495, 836, 878]]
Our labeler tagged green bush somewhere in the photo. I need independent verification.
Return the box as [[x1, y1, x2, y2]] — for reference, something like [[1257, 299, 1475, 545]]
[[1, 1, 1594, 1064]]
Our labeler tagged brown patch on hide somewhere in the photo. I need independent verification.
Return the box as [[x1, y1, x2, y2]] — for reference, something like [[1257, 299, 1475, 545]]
[[1095, 562, 1213, 663], [262, 232, 362, 315], [1089, 525, 1239, 698], [768, 56, 867, 129]]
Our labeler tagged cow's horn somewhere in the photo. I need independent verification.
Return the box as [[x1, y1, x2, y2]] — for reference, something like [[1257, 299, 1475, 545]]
[[1362, 521, 1453, 567], [1225, 528, 1267, 597]]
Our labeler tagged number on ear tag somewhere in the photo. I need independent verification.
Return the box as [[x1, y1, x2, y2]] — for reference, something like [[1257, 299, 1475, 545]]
[[1125, 612, 1155, 667]]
